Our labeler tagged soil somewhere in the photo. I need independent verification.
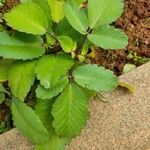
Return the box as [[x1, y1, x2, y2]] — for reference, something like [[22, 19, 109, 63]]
[[0, 0, 149, 133], [0, 0, 19, 13]]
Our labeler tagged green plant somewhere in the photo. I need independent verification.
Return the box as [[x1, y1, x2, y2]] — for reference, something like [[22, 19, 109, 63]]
[[0, 0, 128, 149]]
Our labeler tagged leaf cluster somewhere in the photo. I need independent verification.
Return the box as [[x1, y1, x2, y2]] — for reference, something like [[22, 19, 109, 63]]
[[0, 0, 128, 149]]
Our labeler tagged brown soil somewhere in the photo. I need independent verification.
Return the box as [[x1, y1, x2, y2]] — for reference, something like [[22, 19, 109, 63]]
[[0, 0, 19, 13]]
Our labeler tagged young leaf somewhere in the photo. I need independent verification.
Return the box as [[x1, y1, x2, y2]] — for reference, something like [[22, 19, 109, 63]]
[[35, 53, 74, 89], [88, 25, 128, 49], [88, 0, 124, 29], [11, 98, 49, 144], [52, 83, 89, 138], [35, 99, 68, 150], [8, 60, 36, 101], [64, 1, 88, 34], [0, 59, 13, 82], [0, 32, 45, 60], [4, 2, 48, 35], [73, 64, 118, 92], [36, 76, 68, 100], [58, 36, 76, 53], [48, 0, 64, 23]]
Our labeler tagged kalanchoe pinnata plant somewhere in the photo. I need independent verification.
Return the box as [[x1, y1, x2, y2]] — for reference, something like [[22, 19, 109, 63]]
[[0, 0, 128, 149]]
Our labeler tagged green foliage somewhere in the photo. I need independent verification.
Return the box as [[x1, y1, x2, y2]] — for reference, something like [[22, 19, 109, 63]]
[[0, 59, 13, 82], [34, 99, 68, 150], [73, 64, 118, 92], [64, 1, 88, 34], [33, 0, 52, 28], [56, 18, 82, 42], [36, 76, 68, 100], [48, 0, 64, 23], [1, 0, 128, 149], [88, 25, 128, 49], [0, 32, 45, 60], [11, 98, 49, 144], [4, 2, 48, 35], [88, 0, 123, 29], [34, 53, 74, 89], [58, 36, 76, 53], [52, 83, 89, 138], [8, 60, 36, 101]]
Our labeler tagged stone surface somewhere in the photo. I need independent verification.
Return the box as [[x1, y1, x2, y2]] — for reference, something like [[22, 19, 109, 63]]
[[0, 129, 33, 150], [0, 62, 150, 150]]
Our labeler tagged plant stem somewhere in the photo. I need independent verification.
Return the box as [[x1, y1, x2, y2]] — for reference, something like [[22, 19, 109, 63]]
[[76, 27, 93, 53], [46, 32, 59, 42]]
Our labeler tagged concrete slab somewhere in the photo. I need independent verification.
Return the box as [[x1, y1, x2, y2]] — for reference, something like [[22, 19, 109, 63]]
[[0, 62, 150, 150], [0, 129, 33, 150]]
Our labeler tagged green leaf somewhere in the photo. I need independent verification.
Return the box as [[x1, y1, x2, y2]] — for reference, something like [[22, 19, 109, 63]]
[[64, 1, 88, 34], [0, 32, 45, 60], [74, 0, 85, 5], [52, 83, 89, 138], [58, 36, 76, 53], [8, 60, 36, 101], [36, 76, 68, 100], [56, 18, 82, 43], [88, 0, 124, 29], [88, 25, 128, 49], [35, 99, 53, 132], [73, 64, 118, 92], [20, 0, 32, 2], [35, 53, 74, 89], [11, 98, 49, 144], [0, 59, 13, 82], [0, 83, 7, 93], [4, 2, 48, 35], [48, 0, 64, 23], [35, 99, 68, 150], [33, 0, 52, 28], [82, 87, 96, 100], [35, 137, 67, 150]]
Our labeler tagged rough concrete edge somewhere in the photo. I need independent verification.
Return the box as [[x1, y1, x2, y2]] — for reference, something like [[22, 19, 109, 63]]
[[0, 62, 150, 150]]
